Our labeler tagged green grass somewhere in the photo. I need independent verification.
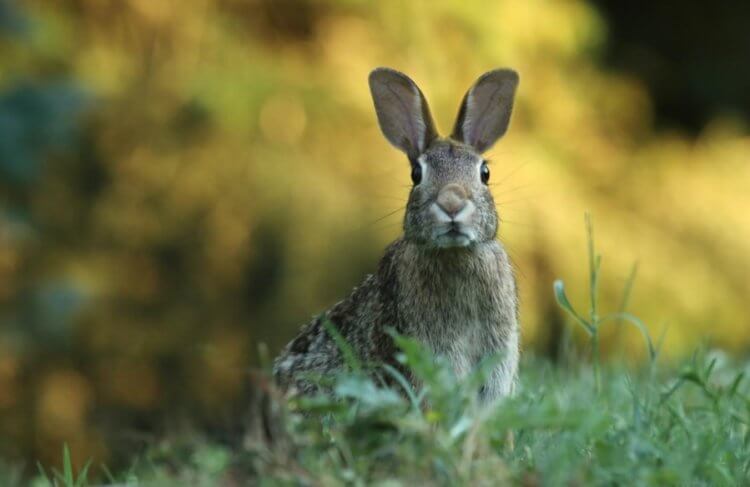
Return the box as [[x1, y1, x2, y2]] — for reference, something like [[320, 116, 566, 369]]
[[30, 348, 746, 486], [26, 219, 750, 485]]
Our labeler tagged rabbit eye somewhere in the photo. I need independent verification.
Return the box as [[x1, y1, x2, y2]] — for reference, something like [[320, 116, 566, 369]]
[[411, 164, 422, 185], [480, 161, 490, 184]]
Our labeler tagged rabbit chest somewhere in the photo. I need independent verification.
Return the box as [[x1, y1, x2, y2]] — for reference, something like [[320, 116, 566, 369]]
[[394, 241, 518, 379]]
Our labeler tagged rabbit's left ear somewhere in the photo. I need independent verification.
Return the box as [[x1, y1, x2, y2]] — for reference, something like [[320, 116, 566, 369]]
[[451, 69, 519, 153]]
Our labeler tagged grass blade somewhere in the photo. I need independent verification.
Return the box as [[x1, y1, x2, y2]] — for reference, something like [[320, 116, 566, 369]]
[[600, 312, 656, 360], [380, 363, 421, 413], [553, 280, 593, 335], [63, 444, 74, 487], [322, 317, 362, 372]]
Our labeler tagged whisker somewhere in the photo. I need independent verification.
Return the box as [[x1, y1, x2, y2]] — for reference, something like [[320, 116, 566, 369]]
[[369, 193, 408, 202], [500, 218, 539, 229], [497, 195, 542, 206], [485, 149, 516, 158], [492, 183, 537, 196], [346, 208, 405, 237], [377, 221, 404, 231], [502, 243, 528, 281], [494, 161, 530, 188], [367, 206, 406, 226]]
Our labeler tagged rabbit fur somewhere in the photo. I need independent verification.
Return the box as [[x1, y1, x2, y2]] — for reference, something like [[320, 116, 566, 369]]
[[274, 67, 520, 402]]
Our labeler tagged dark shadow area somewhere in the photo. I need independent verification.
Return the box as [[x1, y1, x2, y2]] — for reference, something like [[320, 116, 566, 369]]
[[591, 0, 750, 133]]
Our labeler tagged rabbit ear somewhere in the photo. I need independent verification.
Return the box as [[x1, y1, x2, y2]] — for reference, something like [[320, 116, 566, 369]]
[[451, 69, 519, 154], [369, 68, 438, 159]]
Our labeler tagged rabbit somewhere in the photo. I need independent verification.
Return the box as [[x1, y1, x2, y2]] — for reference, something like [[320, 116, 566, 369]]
[[273, 67, 520, 402]]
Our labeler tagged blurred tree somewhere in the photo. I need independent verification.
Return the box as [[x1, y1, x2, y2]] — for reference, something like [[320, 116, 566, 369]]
[[0, 0, 91, 467], [592, 0, 750, 132]]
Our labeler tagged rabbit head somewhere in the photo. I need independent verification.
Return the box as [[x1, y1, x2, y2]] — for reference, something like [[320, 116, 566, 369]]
[[369, 68, 519, 249]]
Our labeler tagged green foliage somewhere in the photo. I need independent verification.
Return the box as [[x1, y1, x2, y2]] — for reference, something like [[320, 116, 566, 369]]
[[257, 337, 750, 485], [28, 344, 747, 486], [26, 278, 750, 485], [33, 444, 91, 487], [0, 82, 87, 183], [554, 214, 655, 391]]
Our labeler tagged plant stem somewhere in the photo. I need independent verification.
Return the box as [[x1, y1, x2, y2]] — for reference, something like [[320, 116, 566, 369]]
[[586, 213, 598, 325], [585, 213, 601, 392], [592, 329, 601, 393]]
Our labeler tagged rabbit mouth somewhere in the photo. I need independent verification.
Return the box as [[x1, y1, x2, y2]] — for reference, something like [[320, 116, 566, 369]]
[[434, 226, 474, 248]]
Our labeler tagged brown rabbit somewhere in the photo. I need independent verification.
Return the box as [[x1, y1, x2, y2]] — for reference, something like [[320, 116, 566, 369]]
[[274, 68, 520, 401]]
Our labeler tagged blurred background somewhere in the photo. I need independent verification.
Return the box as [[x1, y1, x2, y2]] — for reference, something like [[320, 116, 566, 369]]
[[1, 0, 749, 471]]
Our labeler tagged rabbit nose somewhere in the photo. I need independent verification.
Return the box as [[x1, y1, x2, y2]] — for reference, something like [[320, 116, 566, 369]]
[[436, 184, 468, 218]]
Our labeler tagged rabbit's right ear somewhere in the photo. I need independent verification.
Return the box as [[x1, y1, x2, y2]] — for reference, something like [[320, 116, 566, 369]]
[[369, 68, 438, 160]]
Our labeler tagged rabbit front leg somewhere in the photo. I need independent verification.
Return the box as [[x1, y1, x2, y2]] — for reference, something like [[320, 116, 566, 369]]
[[477, 333, 519, 403]]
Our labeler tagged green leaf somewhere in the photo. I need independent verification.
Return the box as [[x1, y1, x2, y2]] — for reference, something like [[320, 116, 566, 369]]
[[618, 262, 639, 316], [35, 462, 52, 487], [75, 460, 91, 487], [63, 444, 74, 487], [553, 279, 593, 335], [322, 317, 362, 372], [379, 363, 421, 413], [334, 375, 403, 411], [729, 372, 745, 396], [599, 312, 656, 360]]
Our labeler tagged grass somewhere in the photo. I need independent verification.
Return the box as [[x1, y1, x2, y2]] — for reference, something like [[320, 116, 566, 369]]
[[30, 349, 747, 486], [34, 445, 91, 487], [22, 219, 750, 485]]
